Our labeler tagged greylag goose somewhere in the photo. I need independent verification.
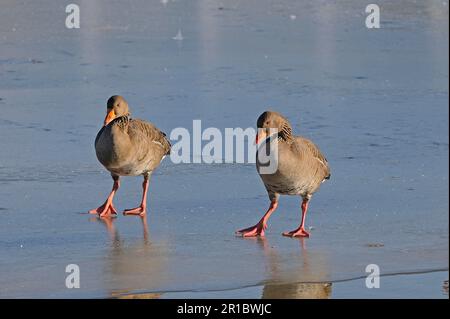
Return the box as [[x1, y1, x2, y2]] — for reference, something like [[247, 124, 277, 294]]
[[89, 95, 171, 217], [237, 111, 330, 237]]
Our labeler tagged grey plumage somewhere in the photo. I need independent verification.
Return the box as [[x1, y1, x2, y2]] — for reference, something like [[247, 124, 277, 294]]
[[238, 111, 331, 237], [89, 95, 170, 217], [95, 98, 171, 178], [256, 111, 330, 202]]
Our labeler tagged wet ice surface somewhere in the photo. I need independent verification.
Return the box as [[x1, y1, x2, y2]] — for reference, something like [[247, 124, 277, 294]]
[[0, 0, 448, 298]]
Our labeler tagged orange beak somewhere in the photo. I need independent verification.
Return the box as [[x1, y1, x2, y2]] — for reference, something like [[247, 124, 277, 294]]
[[255, 128, 266, 145], [103, 109, 116, 126]]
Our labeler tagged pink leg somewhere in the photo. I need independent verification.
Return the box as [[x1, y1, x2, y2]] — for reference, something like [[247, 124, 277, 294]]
[[236, 201, 278, 237], [123, 176, 149, 216], [283, 198, 310, 238], [89, 177, 120, 218]]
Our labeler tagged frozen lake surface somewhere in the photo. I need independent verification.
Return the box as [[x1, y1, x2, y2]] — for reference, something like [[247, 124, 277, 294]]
[[0, 0, 448, 298]]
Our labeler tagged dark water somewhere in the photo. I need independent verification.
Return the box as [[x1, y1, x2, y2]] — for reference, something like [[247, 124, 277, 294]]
[[0, 0, 448, 298]]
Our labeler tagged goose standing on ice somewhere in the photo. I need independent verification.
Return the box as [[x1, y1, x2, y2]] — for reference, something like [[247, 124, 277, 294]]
[[89, 95, 171, 218], [237, 111, 330, 238]]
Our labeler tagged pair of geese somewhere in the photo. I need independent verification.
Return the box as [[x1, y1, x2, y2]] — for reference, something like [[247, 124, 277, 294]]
[[90, 95, 330, 238]]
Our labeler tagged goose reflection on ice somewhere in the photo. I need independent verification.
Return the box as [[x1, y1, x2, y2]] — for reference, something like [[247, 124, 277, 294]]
[[258, 238, 332, 299], [91, 215, 168, 299]]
